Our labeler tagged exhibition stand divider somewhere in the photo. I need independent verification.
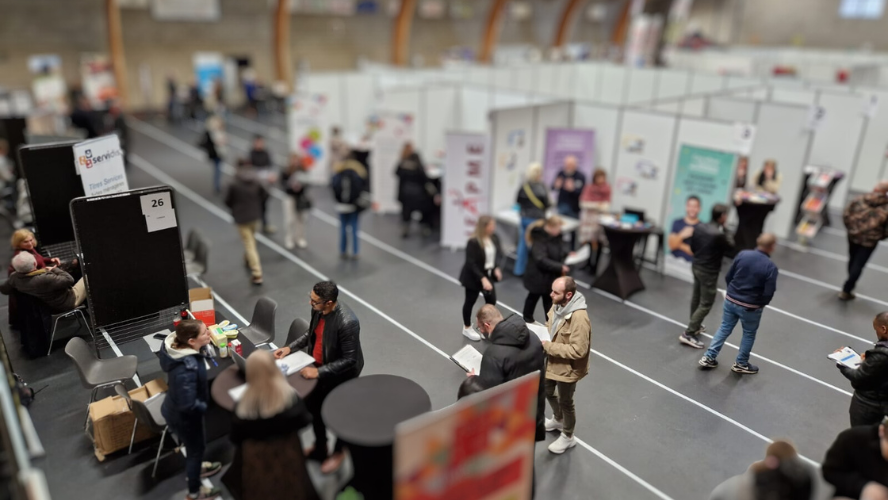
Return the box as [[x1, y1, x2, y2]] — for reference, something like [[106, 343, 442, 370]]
[[440, 131, 492, 250]]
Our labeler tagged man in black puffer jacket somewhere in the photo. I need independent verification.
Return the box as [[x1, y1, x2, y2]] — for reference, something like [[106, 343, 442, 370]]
[[274, 281, 363, 474], [838, 311, 888, 427], [474, 304, 547, 498]]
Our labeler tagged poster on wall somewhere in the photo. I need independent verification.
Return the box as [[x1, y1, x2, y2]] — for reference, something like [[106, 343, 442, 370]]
[[370, 111, 414, 213], [287, 93, 329, 184], [495, 129, 527, 200], [73, 135, 129, 197], [543, 128, 595, 194], [394, 372, 539, 500], [664, 144, 736, 281], [193, 52, 224, 100], [81, 53, 118, 108], [29, 54, 67, 114], [441, 132, 490, 249]]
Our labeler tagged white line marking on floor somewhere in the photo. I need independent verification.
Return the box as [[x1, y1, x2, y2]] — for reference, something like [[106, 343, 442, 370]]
[[820, 226, 888, 247], [100, 328, 142, 386], [776, 269, 888, 308], [132, 143, 820, 473], [128, 151, 674, 500], [781, 240, 888, 275]]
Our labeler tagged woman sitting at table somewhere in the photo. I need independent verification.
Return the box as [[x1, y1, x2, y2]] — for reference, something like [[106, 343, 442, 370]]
[[8, 229, 58, 275], [578, 169, 612, 274], [523, 216, 568, 323], [231, 350, 318, 500], [752, 160, 781, 195]]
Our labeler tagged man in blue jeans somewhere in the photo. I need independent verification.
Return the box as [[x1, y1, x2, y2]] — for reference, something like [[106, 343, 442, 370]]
[[699, 233, 778, 375]]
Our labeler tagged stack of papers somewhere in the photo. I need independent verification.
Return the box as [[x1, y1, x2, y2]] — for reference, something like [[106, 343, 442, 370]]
[[450, 345, 483, 374], [565, 245, 590, 266], [275, 351, 315, 376], [228, 384, 248, 402], [828, 347, 862, 369], [525, 323, 551, 342]]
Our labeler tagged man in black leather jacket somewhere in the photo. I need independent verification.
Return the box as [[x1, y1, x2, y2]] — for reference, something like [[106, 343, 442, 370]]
[[680, 203, 735, 349], [838, 312, 888, 427], [274, 280, 363, 473]]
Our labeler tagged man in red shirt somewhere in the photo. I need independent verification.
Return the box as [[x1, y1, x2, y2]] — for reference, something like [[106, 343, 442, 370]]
[[274, 281, 364, 473]]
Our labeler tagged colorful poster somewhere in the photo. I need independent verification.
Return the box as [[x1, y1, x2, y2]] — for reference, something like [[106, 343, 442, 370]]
[[664, 144, 736, 280], [542, 128, 595, 191], [81, 53, 118, 108], [441, 132, 490, 249], [287, 93, 329, 184], [370, 111, 414, 213], [394, 372, 539, 500], [73, 135, 129, 197], [193, 52, 224, 99]]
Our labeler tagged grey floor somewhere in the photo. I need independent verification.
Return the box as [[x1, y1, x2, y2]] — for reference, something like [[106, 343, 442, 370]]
[[7, 109, 885, 500]]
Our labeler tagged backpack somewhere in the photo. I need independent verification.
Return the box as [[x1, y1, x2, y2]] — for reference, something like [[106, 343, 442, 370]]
[[333, 170, 370, 211]]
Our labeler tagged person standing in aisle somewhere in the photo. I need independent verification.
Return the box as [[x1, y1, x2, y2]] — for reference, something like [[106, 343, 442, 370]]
[[199, 114, 227, 195], [551, 155, 585, 248], [523, 217, 568, 323], [159, 320, 223, 500], [248, 135, 278, 234], [395, 143, 435, 238], [542, 277, 591, 455], [578, 168, 611, 274], [679, 203, 735, 348], [331, 156, 369, 260], [840, 181, 888, 301], [836, 312, 888, 427], [273, 281, 364, 474], [698, 233, 778, 375], [225, 160, 268, 285], [458, 216, 504, 341], [514, 163, 550, 277], [282, 153, 311, 250]]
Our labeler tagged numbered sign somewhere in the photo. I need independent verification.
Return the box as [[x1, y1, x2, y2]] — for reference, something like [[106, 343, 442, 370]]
[[139, 192, 177, 232], [733, 123, 756, 155]]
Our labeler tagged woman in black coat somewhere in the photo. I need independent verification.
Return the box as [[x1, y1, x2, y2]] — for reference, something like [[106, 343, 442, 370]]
[[458, 216, 503, 341], [523, 216, 568, 323], [395, 143, 436, 238]]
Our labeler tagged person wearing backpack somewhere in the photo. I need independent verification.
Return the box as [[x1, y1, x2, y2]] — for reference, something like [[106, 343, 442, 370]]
[[841, 181, 888, 300], [332, 154, 369, 260]]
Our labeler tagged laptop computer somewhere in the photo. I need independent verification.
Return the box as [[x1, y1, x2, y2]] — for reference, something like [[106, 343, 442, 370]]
[[232, 350, 247, 372], [624, 208, 645, 222]]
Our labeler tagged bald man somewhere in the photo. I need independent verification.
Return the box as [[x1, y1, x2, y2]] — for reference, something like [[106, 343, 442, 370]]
[[837, 312, 888, 427], [699, 233, 778, 375]]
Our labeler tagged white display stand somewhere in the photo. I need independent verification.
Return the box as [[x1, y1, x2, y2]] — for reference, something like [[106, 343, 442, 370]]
[[441, 132, 491, 250]]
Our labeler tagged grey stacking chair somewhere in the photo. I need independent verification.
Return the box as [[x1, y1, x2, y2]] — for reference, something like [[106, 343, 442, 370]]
[[47, 305, 93, 356], [184, 236, 210, 277], [285, 317, 310, 347], [239, 296, 277, 347], [65, 337, 138, 439], [115, 384, 171, 477], [183, 229, 202, 262]]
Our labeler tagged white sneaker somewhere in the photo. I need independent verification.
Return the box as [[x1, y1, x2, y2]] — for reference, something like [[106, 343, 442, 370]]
[[544, 417, 564, 432], [297, 239, 308, 248], [548, 433, 576, 454], [462, 327, 481, 341], [284, 239, 295, 250]]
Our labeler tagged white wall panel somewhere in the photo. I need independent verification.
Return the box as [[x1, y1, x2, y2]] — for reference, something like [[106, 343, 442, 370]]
[[573, 63, 600, 102], [771, 88, 816, 105], [655, 69, 691, 101], [490, 106, 536, 212], [572, 103, 621, 178], [852, 89, 888, 193], [707, 97, 757, 123], [690, 73, 725, 95], [626, 68, 658, 104], [459, 86, 491, 133], [809, 92, 867, 208], [600, 65, 628, 104]]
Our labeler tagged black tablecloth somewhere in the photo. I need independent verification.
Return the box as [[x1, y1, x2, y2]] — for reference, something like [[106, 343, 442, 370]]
[[594, 225, 653, 300], [734, 200, 777, 251], [322, 374, 432, 499]]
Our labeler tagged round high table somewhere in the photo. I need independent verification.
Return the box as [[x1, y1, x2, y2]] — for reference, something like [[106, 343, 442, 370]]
[[594, 224, 654, 300], [322, 374, 432, 500], [734, 199, 778, 251]]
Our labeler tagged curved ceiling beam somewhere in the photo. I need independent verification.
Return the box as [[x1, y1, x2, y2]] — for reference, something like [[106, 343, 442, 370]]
[[553, 0, 586, 48], [274, 0, 292, 90], [106, 0, 128, 107], [392, 0, 418, 66], [479, 0, 509, 64], [611, 0, 635, 47]]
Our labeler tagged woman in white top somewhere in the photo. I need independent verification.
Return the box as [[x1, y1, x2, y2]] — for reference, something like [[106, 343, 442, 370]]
[[458, 216, 503, 341]]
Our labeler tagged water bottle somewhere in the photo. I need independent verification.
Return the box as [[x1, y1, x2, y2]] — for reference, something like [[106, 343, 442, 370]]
[[219, 341, 229, 358]]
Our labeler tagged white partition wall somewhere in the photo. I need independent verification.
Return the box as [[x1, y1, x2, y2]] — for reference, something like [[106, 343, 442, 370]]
[[707, 97, 757, 123], [851, 89, 888, 193], [771, 88, 816, 106], [572, 103, 621, 177], [655, 70, 691, 101], [626, 68, 658, 104], [600, 66, 628, 104], [750, 102, 813, 239], [343, 73, 376, 137], [573, 64, 601, 102], [460, 86, 492, 133], [532, 102, 572, 164], [537, 65, 559, 97], [690, 73, 724, 94], [423, 86, 459, 161], [809, 92, 868, 208], [490, 106, 536, 213], [611, 110, 678, 224]]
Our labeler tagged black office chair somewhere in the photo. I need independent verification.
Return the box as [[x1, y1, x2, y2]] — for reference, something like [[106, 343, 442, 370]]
[[240, 297, 277, 347], [285, 318, 310, 347]]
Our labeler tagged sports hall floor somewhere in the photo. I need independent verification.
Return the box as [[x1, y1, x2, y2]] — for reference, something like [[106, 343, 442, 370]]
[[5, 110, 887, 499]]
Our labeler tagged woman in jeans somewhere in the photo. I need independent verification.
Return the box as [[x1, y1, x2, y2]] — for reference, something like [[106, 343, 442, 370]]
[[458, 216, 503, 341], [514, 163, 550, 276], [523, 216, 568, 323], [159, 320, 222, 500]]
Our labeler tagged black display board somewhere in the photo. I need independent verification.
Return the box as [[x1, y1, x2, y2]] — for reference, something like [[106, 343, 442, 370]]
[[71, 186, 188, 328], [0, 117, 27, 171], [18, 141, 84, 246]]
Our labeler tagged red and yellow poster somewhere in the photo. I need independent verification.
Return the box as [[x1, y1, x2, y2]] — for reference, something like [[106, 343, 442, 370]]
[[394, 373, 538, 500]]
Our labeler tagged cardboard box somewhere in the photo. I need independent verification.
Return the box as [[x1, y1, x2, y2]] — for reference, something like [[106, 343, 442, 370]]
[[188, 287, 215, 326], [89, 379, 168, 461]]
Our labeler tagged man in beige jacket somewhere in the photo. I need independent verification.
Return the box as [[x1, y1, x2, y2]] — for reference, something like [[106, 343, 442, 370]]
[[542, 276, 592, 454]]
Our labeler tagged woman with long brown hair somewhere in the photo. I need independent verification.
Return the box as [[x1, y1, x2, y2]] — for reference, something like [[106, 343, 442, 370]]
[[458, 215, 503, 341], [523, 216, 569, 323]]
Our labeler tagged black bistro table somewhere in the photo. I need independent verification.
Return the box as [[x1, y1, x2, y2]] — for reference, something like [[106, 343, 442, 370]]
[[594, 224, 655, 300], [322, 374, 432, 500], [734, 197, 779, 251]]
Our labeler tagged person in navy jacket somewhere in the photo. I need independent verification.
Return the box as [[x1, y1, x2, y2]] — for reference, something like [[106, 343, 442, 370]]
[[698, 233, 778, 375]]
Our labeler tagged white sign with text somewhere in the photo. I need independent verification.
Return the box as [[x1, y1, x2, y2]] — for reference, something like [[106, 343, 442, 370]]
[[441, 132, 490, 249], [72, 135, 129, 197]]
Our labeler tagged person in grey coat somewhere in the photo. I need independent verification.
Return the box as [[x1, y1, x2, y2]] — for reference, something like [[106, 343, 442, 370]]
[[225, 159, 269, 285]]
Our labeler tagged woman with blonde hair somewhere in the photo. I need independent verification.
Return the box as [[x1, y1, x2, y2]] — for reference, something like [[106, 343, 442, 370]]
[[7, 229, 58, 276], [231, 350, 317, 500], [514, 162, 551, 276], [523, 216, 568, 322], [458, 215, 504, 341], [752, 159, 782, 195]]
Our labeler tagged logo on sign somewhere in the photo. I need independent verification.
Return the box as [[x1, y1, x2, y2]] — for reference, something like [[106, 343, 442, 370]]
[[77, 147, 122, 169]]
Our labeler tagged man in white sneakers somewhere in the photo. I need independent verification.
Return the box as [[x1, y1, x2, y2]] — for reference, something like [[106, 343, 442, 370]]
[[542, 277, 591, 454]]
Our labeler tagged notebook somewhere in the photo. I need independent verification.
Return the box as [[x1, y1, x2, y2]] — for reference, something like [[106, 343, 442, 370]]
[[450, 345, 483, 374], [275, 351, 316, 376], [827, 347, 862, 369]]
